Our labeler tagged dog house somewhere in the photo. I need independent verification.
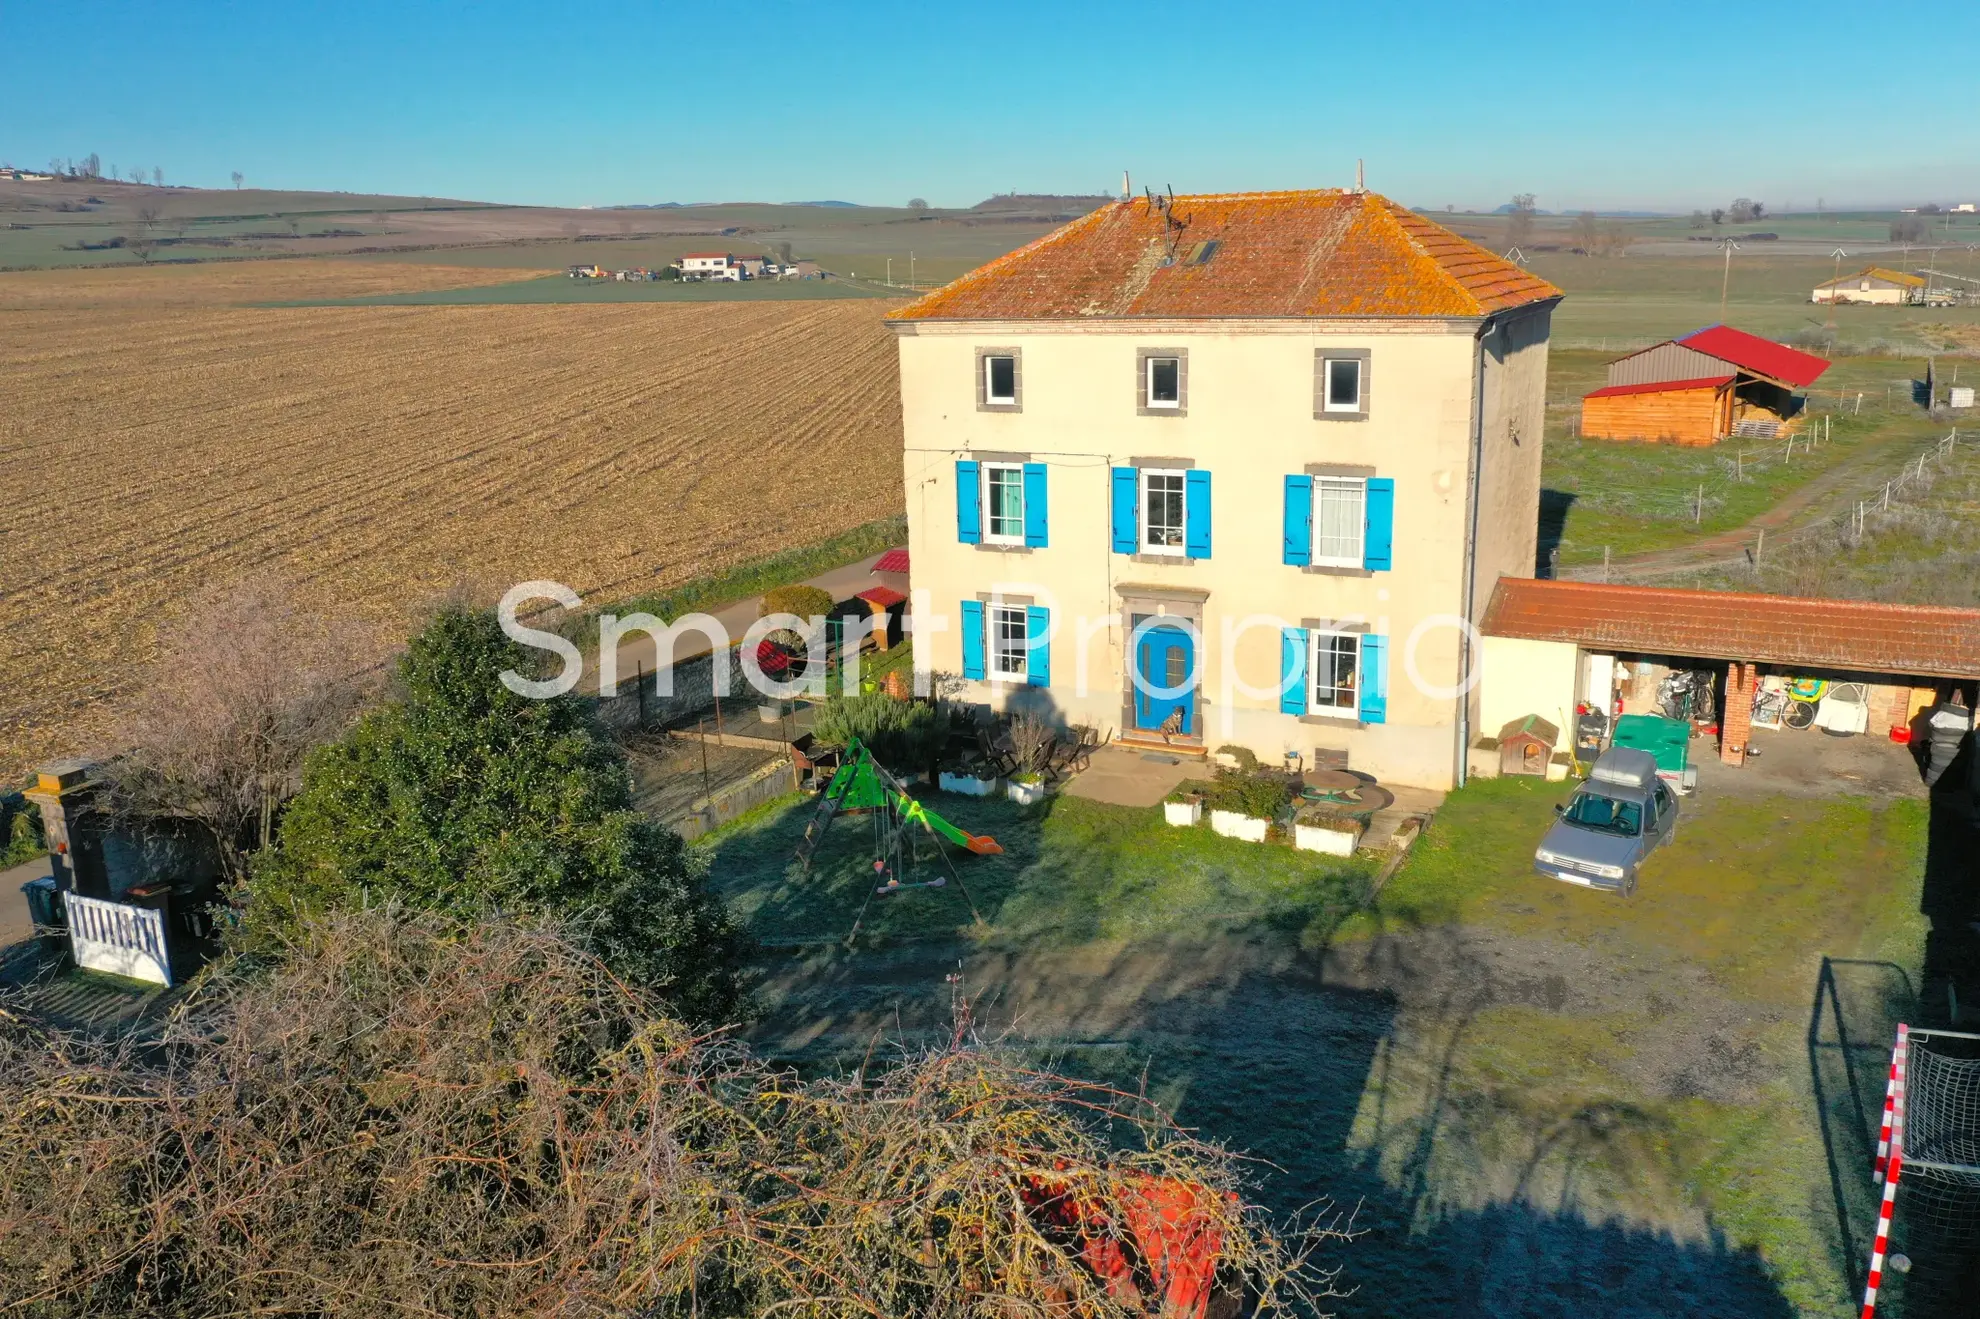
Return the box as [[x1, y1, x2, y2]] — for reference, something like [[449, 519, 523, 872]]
[[1497, 715, 1560, 776]]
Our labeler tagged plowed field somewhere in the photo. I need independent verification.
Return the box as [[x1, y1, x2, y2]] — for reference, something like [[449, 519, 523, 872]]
[[0, 290, 905, 780]]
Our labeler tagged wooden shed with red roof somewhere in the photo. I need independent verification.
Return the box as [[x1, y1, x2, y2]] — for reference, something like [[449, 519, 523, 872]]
[[1581, 325, 1830, 446]]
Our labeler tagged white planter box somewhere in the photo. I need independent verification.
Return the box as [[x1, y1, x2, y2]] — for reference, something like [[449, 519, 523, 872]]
[[1007, 779, 1047, 806], [1164, 799, 1202, 827], [1209, 809, 1269, 842], [1295, 821, 1361, 856], [939, 771, 998, 797]]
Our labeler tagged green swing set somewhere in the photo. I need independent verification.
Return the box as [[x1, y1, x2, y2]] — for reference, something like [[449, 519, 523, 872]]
[[793, 737, 1002, 943]]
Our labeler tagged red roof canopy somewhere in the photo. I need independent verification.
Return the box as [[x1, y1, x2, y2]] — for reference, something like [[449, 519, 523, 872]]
[[871, 548, 910, 574], [1482, 578, 1980, 679], [1584, 375, 1735, 400], [856, 585, 907, 609], [1676, 325, 1830, 388]]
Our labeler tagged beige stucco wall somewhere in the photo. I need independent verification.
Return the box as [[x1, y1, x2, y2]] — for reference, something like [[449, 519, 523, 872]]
[[1812, 285, 1905, 305], [895, 316, 1551, 790], [1476, 635, 1581, 774]]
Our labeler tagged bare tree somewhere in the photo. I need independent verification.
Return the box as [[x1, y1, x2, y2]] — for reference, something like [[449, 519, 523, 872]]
[[124, 235, 158, 263], [1711, 207, 1725, 227], [100, 577, 383, 878], [82, 152, 101, 180], [231, 169, 244, 190], [1505, 193, 1537, 249], [1690, 209, 1708, 230], [1728, 198, 1760, 223], [1574, 210, 1601, 253], [152, 165, 164, 187], [907, 197, 929, 211]]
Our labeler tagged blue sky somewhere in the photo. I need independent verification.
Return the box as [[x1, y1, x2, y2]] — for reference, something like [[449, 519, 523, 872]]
[[6, 1, 1974, 210]]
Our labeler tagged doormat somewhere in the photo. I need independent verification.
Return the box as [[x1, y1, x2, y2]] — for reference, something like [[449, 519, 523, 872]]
[[1140, 754, 1182, 765]]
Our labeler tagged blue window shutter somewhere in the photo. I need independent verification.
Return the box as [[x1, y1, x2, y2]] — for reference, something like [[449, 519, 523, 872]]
[[1280, 627, 1308, 715], [1184, 469, 1212, 559], [1282, 474, 1312, 566], [1359, 634, 1388, 724], [1110, 466, 1138, 554], [956, 460, 981, 545], [961, 600, 986, 680], [1026, 605, 1051, 687], [1363, 477, 1395, 571], [1022, 462, 1048, 547]]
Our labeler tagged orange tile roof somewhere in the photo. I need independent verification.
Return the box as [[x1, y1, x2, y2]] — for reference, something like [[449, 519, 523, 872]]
[[1481, 578, 1980, 679], [889, 190, 1561, 322]]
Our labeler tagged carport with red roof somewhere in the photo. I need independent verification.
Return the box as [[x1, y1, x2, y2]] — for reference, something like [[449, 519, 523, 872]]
[[1480, 578, 1979, 771]]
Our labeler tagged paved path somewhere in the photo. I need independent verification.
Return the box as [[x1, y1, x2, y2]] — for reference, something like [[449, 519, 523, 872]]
[[1, 855, 52, 948], [1060, 745, 1198, 808], [584, 550, 903, 694]]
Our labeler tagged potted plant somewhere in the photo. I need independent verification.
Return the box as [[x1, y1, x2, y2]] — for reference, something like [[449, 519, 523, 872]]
[[1002, 710, 1057, 806], [1163, 787, 1204, 827], [1294, 806, 1363, 856], [1204, 769, 1291, 844], [1006, 770, 1047, 806], [938, 759, 999, 797]]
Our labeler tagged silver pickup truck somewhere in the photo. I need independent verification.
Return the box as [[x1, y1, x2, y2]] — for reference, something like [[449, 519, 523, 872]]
[[1532, 748, 1681, 897]]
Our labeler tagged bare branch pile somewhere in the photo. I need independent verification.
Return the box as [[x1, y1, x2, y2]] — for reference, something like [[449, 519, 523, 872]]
[[0, 910, 1350, 1317]]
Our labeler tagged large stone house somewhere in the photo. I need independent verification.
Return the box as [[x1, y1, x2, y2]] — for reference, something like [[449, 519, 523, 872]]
[[886, 189, 1561, 790]]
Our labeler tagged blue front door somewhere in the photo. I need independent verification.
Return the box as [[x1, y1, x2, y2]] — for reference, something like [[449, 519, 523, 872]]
[[1133, 624, 1195, 734]]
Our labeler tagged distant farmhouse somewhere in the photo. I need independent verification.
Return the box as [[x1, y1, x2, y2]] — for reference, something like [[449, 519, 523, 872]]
[[1580, 325, 1829, 445], [681, 252, 744, 280], [1811, 267, 1926, 306]]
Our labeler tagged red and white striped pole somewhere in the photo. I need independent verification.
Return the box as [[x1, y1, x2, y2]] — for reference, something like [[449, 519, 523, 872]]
[[1861, 1149, 1904, 1319], [1874, 1023, 1908, 1183], [1862, 1022, 1909, 1319]]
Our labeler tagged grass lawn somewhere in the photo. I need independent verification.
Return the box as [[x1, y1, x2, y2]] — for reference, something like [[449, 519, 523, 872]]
[[695, 770, 1936, 1317], [701, 789, 1374, 951], [1541, 348, 1957, 569]]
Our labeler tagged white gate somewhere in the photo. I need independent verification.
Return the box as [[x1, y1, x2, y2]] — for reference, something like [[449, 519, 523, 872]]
[[65, 893, 172, 986]]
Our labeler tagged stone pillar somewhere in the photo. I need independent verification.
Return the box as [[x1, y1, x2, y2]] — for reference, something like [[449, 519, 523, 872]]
[[22, 760, 109, 899], [1720, 663, 1757, 767]]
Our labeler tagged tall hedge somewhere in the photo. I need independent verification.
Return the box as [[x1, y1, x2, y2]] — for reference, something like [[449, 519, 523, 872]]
[[245, 606, 745, 1023]]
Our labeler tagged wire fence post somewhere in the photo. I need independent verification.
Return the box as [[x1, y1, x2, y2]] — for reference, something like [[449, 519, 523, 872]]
[[1603, 546, 1610, 582], [1755, 528, 1765, 570]]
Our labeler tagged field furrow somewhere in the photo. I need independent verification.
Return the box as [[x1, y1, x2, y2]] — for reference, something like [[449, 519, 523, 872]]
[[0, 297, 905, 778]]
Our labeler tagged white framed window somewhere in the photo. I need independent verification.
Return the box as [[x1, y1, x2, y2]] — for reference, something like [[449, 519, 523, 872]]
[[1323, 357, 1362, 412], [1313, 476, 1366, 568], [984, 354, 1017, 405], [1145, 356, 1181, 408], [990, 604, 1028, 681], [1310, 631, 1360, 716], [1140, 468, 1186, 555], [983, 463, 1024, 544]]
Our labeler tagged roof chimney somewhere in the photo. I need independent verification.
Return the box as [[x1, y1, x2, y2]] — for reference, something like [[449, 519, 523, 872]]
[[1354, 159, 1365, 194], [1122, 170, 1131, 201]]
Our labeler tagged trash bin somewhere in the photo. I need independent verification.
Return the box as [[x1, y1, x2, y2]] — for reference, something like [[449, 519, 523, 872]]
[[20, 875, 63, 937]]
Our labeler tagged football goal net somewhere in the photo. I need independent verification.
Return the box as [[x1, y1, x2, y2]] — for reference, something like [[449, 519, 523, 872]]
[[1863, 1024, 1980, 1318]]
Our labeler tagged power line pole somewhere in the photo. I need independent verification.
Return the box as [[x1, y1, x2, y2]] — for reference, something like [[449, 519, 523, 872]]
[[1719, 238, 1741, 322]]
